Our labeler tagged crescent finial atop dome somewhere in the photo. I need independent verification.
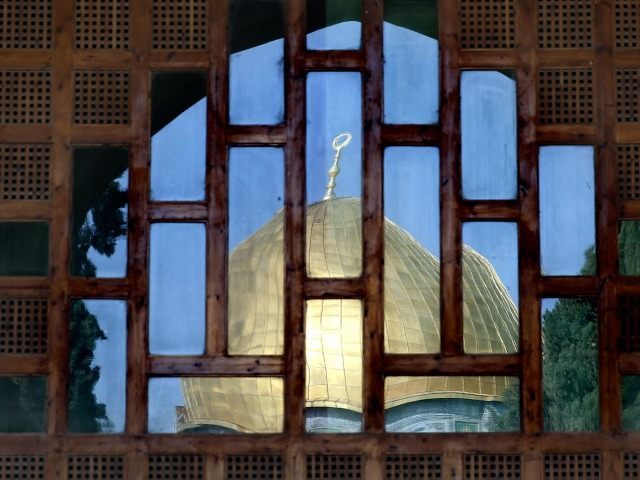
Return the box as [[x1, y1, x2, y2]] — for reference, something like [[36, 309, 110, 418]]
[[322, 132, 352, 200]]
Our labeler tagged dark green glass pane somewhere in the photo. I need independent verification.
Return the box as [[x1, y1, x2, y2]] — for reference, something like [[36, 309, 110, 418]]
[[0, 376, 46, 432], [71, 147, 128, 278], [384, 0, 438, 38], [619, 221, 640, 275], [0, 222, 48, 276], [307, 0, 361, 50], [623, 376, 640, 431], [230, 0, 284, 53]]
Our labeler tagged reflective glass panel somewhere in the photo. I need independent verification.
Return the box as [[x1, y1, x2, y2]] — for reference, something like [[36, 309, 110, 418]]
[[307, 0, 361, 50], [71, 147, 128, 278], [305, 299, 362, 433], [462, 222, 519, 354], [0, 376, 46, 432], [461, 71, 517, 199], [148, 377, 284, 433], [542, 298, 598, 431], [306, 72, 362, 278], [619, 221, 640, 275], [622, 376, 640, 431], [384, 377, 520, 432], [69, 300, 126, 433], [228, 147, 284, 355], [150, 72, 207, 201], [383, 0, 438, 124], [0, 222, 48, 276], [149, 223, 206, 355], [384, 147, 440, 353], [540, 146, 596, 276], [229, 0, 284, 125]]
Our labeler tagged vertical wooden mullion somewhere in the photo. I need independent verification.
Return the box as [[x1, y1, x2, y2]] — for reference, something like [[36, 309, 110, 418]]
[[206, 0, 229, 356], [439, 0, 463, 357], [362, 0, 384, 441], [516, 0, 542, 436]]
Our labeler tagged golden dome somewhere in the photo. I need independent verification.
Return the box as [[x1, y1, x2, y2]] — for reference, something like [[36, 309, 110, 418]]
[[178, 197, 518, 433]]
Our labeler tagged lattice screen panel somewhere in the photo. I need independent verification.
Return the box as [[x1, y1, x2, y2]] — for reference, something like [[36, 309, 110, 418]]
[[617, 69, 640, 123], [152, 0, 207, 50], [148, 455, 204, 480], [459, 0, 515, 49], [464, 454, 521, 479], [226, 455, 284, 480], [0, 298, 47, 354], [0, 71, 51, 125], [544, 454, 601, 480], [537, 0, 593, 49], [307, 455, 363, 480], [616, 0, 639, 49], [619, 296, 640, 353], [618, 144, 640, 200], [0, 144, 50, 201], [538, 69, 594, 124], [67, 456, 124, 480], [625, 453, 639, 479], [0, 456, 44, 480], [73, 70, 129, 125], [0, 0, 52, 49], [385, 455, 442, 480], [74, 0, 130, 50]]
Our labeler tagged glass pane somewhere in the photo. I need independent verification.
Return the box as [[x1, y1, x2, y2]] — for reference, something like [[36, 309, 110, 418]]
[[540, 146, 596, 276], [462, 222, 519, 354], [150, 72, 207, 201], [305, 299, 362, 433], [0, 222, 48, 276], [148, 377, 284, 433], [542, 298, 598, 431], [619, 221, 640, 275], [149, 223, 206, 355], [383, 0, 438, 124], [71, 147, 128, 278], [228, 148, 284, 355], [385, 376, 520, 432], [461, 71, 517, 199], [384, 147, 440, 354], [230, 0, 284, 125], [0, 376, 46, 432], [307, 0, 361, 50], [306, 72, 362, 278], [69, 300, 126, 433], [622, 376, 640, 431]]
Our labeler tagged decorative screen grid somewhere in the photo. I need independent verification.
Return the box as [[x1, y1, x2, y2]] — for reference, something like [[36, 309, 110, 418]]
[[67, 456, 125, 480], [615, 0, 639, 49], [538, 69, 594, 124], [0, 0, 52, 49], [544, 454, 601, 480], [148, 455, 204, 480], [616, 69, 640, 124], [226, 455, 284, 480], [306, 455, 362, 480], [0, 298, 47, 354], [73, 70, 129, 125], [74, 0, 130, 50], [0, 456, 44, 480], [625, 453, 639, 479], [385, 455, 442, 480], [459, 0, 515, 49], [618, 144, 640, 200], [464, 454, 521, 479], [537, 0, 593, 49], [0, 70, 51, 125], [152, 0, 207, 50], [0, 144, 50, 201]]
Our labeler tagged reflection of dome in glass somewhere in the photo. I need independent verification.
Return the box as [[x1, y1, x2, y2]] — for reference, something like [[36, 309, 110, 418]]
[[177, 196, 519, 433]]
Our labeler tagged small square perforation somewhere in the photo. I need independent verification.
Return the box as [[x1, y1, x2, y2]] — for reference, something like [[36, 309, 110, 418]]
[[307, 455, 362, 480], [68, 456, 124, 480], [227, 455, 284, 480], [152, 0, 207, 50], [0, 70, 51, 125], [0, 144, 50, 201], [538, 69, 594, 124], [464, 454, 521, 479], [460, 0, 515, 49], [74, 0, 130, 50], [538, 0, 593, 49], [625, 452, 639, 479], [386, 455, 442, 479], [544, 453, 601, 479], [617, 69, 640, 123], [149, 455, 204, 480], [616, 0, 640, 49], [618, 144, 640, 200], [73, 70, 129, 125], [0, 456, 44, 479], [0, 0, 52, 49], [0, 298, 47, 354]]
